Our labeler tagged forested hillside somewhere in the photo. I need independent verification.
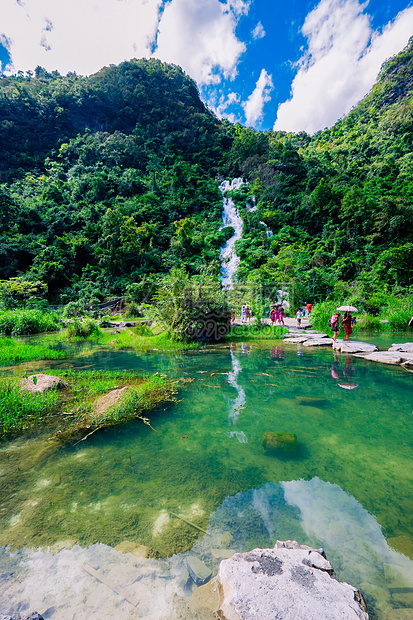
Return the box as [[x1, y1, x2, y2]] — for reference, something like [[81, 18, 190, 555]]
[[0, 40, 412, 308], [224, 38, 413, 307], [0, 59, 231, 302]]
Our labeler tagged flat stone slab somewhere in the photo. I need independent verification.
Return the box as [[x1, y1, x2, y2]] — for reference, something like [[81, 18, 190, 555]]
[[333, 341, 379, 354], [354, 351, 404, 364], [302, 338, 334, 347], [304, 332, 330, 339], [283, 337, 308, 343], [389, 343, 413, 353], [212, 540, 368, 620]]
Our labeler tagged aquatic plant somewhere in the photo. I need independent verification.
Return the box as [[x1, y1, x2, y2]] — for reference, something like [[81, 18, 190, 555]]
[[0, 308, 61, 336]]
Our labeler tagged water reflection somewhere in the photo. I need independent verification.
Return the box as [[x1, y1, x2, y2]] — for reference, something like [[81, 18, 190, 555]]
[[330, 353, 359, 389], [1, 478, 412, 619]]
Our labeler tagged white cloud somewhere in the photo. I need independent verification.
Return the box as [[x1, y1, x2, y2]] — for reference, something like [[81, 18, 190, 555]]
[[242, 68, 273, 127], [274, 0, 413, 134], [224, 0, 251, 17], [252, 22, 265, 40], [0, 0, 163, 75], [0, 0, 248, 85], [153, 0, 246, 85], [208, 90, 241, 123]]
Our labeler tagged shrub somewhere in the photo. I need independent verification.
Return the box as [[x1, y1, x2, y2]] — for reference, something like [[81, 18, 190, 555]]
[[152, 268, 231, 342], [66, 319, 101, 338]]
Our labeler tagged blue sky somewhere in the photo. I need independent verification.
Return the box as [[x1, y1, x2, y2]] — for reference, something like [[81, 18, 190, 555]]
[[1, 0, 412, 133]]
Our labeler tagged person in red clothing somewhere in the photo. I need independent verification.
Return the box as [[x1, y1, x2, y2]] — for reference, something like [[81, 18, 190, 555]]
[[342, 311, 353, 341], [306, 302, 312, 316]]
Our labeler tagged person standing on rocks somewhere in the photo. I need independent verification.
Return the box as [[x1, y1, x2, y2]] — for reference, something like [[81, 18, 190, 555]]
[[270, 305, 276, 325], [241, 304, 247, 324], [330, 312, 341, 342], [296, 308, 303, 327], [342, 311, 353, 341], [279, 305, 285, 325]]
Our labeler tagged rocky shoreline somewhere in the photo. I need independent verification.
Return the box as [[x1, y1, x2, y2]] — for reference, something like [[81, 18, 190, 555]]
[[283, 325, 413, 370]]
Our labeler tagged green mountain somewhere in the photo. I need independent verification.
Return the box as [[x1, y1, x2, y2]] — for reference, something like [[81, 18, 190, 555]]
[[0, 41, 412, 306], [0, 59, 231, 300]]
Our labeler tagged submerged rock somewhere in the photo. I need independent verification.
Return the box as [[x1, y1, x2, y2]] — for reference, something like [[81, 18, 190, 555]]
[[262, 432, 297, 453], [19, 373, 68, 394], [114, 540, 155, 559], [186, 555, 212, 585], [296, 396, 328, 407], [200, 541, 369, 620]]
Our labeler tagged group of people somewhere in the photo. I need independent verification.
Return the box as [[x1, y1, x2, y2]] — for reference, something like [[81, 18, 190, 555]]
[[329, 311, 356, 342], [241, 304, 252, 324], [270, 304, 285, 325]]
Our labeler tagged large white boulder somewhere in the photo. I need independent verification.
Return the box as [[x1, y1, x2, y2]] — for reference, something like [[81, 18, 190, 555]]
[[213, 541, 369, 620]]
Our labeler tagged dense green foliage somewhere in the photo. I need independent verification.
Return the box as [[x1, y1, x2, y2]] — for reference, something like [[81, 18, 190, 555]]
[[0, 42, 413, 315], [222, 39, 413, 309], [0, 59, 231, 300]]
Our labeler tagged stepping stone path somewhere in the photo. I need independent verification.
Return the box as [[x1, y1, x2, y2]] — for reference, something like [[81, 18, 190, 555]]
[[282, 325, 413, 369]]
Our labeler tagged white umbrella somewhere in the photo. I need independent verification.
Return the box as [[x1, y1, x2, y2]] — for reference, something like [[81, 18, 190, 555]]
[[337, 305, 358, 312]]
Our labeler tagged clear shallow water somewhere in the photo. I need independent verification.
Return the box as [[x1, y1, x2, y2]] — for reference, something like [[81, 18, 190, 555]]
[[0, 339, 412, 618]]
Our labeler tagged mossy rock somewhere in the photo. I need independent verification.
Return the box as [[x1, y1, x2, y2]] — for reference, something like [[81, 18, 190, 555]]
[[296, 396, 328, 407], [262, 432, 297, 453]]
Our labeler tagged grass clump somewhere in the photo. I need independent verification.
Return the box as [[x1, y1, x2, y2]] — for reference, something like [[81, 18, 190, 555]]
[[0, 377, 59, 438], [0, 337, 69, 365], [0, 308, 61, 336]]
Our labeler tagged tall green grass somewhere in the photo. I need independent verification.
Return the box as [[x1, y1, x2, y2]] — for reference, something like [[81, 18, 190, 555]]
[[0, 377, 59, 437], [0, 337, 69, 365], [227, 324, 287, 340], [378, 294, 413, 330], [0, 308, 60, 336], [311, 294, 413, 333]]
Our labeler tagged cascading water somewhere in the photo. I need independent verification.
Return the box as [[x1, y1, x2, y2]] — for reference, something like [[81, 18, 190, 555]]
[[219, 178, 244, 289]]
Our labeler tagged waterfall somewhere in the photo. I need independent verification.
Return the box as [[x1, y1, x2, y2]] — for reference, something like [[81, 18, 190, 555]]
[[259, 220, 273, 238], [219, 178, 244, 289]]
